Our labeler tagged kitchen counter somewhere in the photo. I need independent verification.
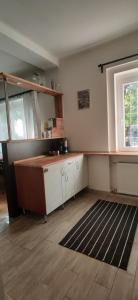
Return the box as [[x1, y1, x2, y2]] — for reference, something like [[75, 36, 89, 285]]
[[14, 153, 83, 169], [14, 152, 88, 216], [14, 151, 138, 169]]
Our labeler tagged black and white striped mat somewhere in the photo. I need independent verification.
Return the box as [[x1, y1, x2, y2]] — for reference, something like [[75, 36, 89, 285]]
[[59, 200, 138, 270]]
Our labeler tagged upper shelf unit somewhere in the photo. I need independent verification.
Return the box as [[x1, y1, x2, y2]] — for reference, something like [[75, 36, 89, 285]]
[[0, 72, 63, 118], [0, 72, 64, 141], [0, 72, 63, 97]]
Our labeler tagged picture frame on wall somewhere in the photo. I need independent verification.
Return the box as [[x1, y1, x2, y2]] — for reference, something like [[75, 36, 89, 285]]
[[77, 89, 90, 110]]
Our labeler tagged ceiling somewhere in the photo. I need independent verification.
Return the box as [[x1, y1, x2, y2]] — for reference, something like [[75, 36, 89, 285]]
[[0, 49, 38, 74], [0, 0, 137, 72]]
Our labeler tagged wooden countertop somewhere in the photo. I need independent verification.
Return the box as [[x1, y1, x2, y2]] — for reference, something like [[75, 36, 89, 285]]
[[14, 151, 138, 168], [14, 153, 83, 169], [14, 151, 138, 169]]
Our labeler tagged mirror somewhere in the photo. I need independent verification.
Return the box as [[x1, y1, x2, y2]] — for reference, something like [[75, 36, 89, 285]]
[[0, 82, 56, 142]]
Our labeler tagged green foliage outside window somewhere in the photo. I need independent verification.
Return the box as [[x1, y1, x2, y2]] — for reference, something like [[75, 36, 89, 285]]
[[124, 82, 138, 128]]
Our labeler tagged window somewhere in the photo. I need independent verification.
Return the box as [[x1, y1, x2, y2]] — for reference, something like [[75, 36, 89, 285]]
[[115, 68, 138, 151], [124, 82, 138, 147]]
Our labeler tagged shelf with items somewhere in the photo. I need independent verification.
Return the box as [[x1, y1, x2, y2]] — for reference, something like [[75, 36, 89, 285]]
[[41, 117, 64, 139], [0, 72, 63, 97], [0, 72, 64, 141]]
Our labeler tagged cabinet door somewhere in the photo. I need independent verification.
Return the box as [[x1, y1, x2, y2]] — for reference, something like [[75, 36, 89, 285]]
[[44, 163, 63, 214], [62, 159, 75, 203], [75, 155, 88, 194]]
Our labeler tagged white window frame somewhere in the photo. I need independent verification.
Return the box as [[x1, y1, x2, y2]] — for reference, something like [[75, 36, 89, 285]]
[[115, 69, 138, 151]]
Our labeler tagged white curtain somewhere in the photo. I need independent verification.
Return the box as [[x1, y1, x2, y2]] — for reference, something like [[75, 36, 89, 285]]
[[23, 91, 38, 139], [9, 91, 37, 140], [0, 101, 8, 158], [10, 97, 27, 140], [0, 91, 38, 158], [0, 102, 9, 140]]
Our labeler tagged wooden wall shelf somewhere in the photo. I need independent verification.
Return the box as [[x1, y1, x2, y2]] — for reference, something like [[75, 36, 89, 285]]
[[0, 71, 63, 140], [0, 137, 64, 143], [0, 72, 63, 97]]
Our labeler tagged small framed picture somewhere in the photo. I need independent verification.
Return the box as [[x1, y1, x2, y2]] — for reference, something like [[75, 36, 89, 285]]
[[77, 89, 90, 109]]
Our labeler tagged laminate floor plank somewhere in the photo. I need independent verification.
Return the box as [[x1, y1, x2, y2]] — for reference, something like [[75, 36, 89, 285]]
[[86, 282, 109, 300], [42, 269, 77, 300], [127, 243, 138, 275], [67, 272, 97, 300], [69, 251, 101, 276], [67, 252, 101, 300], [132, 262, 138, 300], [109, 269, 134, 300], [95, 262, 117, 289], [133, 226, 138, 244]]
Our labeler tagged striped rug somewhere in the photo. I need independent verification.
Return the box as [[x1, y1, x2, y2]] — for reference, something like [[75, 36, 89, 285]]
[[59, 200, 138, 270]]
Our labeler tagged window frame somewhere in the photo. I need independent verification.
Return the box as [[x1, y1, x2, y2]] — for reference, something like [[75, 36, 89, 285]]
[[114, 70, 138, 152]]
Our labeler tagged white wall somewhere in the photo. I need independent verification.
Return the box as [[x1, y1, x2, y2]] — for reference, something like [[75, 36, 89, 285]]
[[59, 49, 108, 151], [57, 31, 138, 151], [88, 156, 110, 192], [45, 31, 138, 192]]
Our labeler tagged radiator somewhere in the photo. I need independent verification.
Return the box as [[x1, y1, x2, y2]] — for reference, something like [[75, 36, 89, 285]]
[[116, 162, 138, 195]]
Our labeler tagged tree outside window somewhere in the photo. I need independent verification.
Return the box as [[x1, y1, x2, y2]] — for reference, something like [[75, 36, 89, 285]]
[[124, 82, 138, 147]]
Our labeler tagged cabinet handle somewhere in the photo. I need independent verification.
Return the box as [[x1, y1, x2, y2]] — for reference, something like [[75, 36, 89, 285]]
[[44, 168, 48, 173]]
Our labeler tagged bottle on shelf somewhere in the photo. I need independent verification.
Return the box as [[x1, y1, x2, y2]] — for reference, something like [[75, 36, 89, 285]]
[[64, 138, 68, 153]]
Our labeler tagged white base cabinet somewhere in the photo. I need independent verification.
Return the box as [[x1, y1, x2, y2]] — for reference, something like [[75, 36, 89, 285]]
[[74, 155, 88, 194], [44, 163, 63, 214], [44, 155, 88, 215], [61, 160, 75, 203]]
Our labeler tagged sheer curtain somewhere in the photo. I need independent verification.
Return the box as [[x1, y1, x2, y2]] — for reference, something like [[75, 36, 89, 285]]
[[23, 91, 38, 139], [9, 91, 37, 140], [0, 91, 37, 157], [0, 102, 8, 158], [10, 97, 27, 140]]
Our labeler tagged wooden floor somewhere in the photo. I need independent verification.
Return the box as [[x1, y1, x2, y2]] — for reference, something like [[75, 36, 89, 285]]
[[0, 190, 138, 300]]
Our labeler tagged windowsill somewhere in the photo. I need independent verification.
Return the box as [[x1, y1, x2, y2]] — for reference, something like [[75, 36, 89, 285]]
[[82, 151, 138, 156]]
